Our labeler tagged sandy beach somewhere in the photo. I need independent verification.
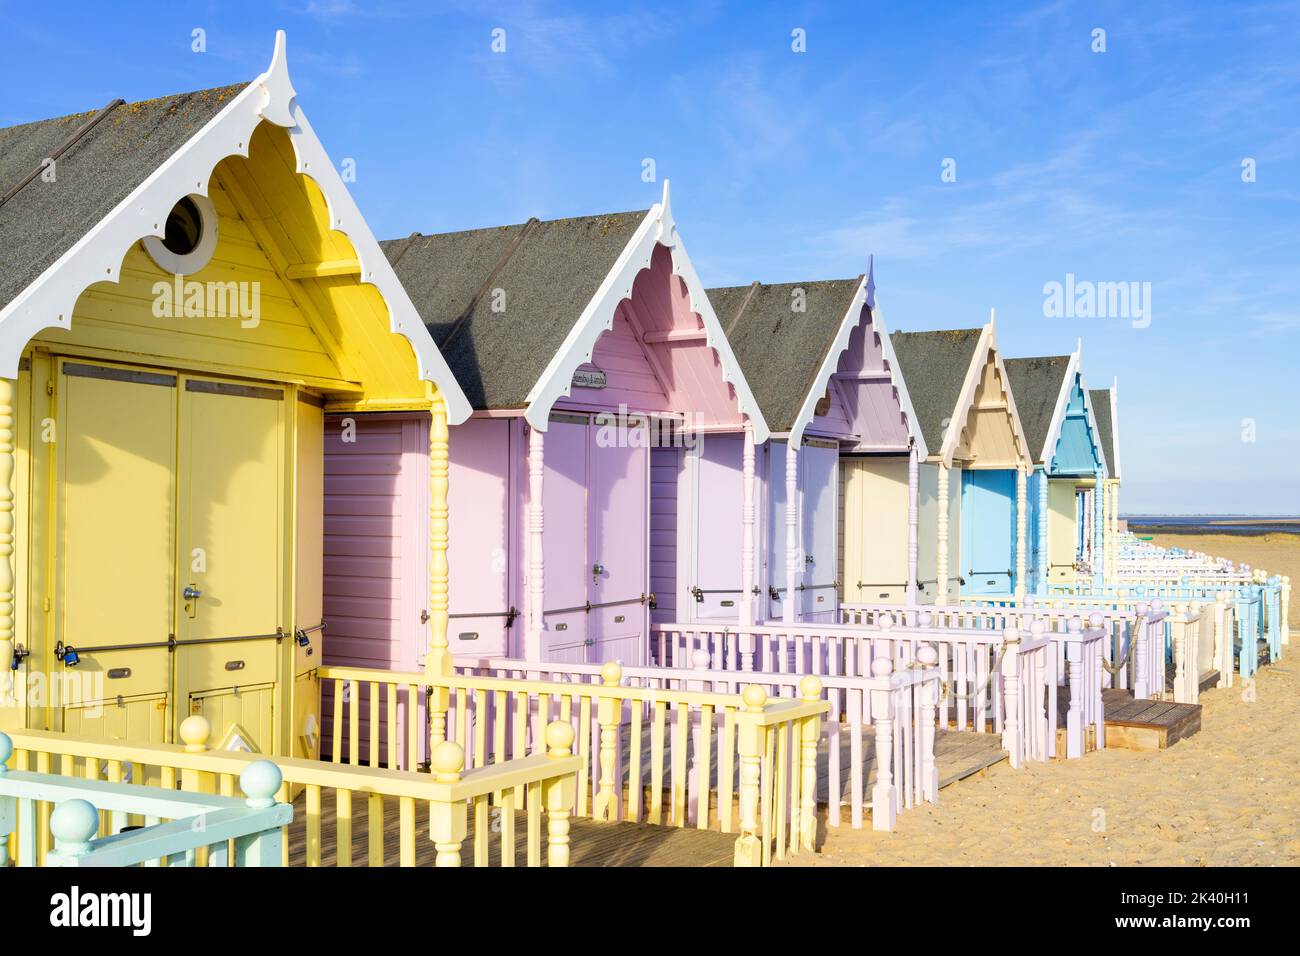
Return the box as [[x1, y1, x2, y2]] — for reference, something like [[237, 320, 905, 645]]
[[788, 530, 1299, 867]]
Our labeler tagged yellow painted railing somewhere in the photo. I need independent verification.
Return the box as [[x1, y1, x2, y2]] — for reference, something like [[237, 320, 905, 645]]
[[319, 664, 829, 866], [2, 714, 580, 868]]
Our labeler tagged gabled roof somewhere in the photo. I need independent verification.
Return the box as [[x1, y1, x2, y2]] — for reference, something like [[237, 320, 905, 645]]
[[1089, 384, 1119, 480], [888, 327, 984, 456], [386, 182, 769, 439], [1003, 355, 1070, 462], [890, 321, 1031, 466], [0, 31, 470, 422], [709, 277, 862, 441]]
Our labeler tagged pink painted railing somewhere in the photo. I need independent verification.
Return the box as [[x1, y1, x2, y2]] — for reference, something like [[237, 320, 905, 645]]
[[650, 619, 1065, 766], [471, 654, 940, 832]]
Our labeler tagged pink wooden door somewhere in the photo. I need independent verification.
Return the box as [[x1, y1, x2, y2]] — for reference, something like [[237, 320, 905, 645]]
[[692, 434, 745, 620], [800, 442, 839, 621], [322, 413, 428, 767], [541, 417, 590, 661], [447, 418, 517, 659], [589, 423, 648, 664]]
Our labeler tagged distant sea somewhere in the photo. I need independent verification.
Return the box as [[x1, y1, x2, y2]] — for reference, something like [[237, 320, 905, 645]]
[[1125, 515, 1300, 536]]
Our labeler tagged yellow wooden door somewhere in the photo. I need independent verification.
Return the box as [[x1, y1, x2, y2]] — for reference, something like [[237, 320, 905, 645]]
[[54, 361, 177, 742], [175, 376, 287, 753]]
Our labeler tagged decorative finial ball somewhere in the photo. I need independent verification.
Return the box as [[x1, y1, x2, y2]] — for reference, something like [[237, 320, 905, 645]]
[[1089, 612, 1104, 628], [918, 611, 933, 628], [799, 675, 823, 700], [1067, 617, 1083, 632], [601, 660, 623, 684], [871, 656, 893, 678], [691, 649, 710, 669], [178, 715, 211, 751], [240, 760, 283, 807], [0, 731, 12, 768], [50, 799, 100, 847], [917, 644, 939, 667], [1030, 619, 1046, 636], [545, 720, 575, 754], [1135, 602, 1149, 614], [742, 684, 768, 710], [1152, 599, 1164, 612], [431, 740, 465, 777], [879, 613, 895, 630]]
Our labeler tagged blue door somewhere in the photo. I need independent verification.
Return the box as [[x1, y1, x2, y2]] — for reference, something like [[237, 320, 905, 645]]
[[960, 469, 1017, 595]]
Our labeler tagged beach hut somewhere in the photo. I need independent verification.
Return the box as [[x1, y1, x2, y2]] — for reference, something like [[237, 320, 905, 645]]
[[1090, 380, 1121, 580], [1003, 346, 1106, 594], [0, 33, 470, 758], [889, 321, 1033, 602], [324, 183, 767, 670], [660, 266, 922, 624]]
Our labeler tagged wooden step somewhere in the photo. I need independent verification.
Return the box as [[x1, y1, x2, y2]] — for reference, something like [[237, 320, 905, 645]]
[[1102, 695, 1201, 751]]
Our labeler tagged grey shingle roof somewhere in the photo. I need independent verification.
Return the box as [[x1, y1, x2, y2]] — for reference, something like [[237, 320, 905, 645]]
[[0, 85, 246, 314], [887, 328, 983, 455], [1003, 355, 1070, 463], [707, 278, 862, 434], [382, 210, 649, 410], [1089, 388, 1115, 476]]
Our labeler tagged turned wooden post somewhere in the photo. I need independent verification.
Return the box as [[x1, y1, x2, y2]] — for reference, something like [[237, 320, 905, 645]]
[[525, 424, 546, 663], [916, 644, 940, 801], [1133, 601, 1150, 698], [741, 423, 757, 626], [1035, 466, 1049, 596], [936, 463, 950, 605], [1063, 617, 1084, 757], [0, 378, 14, 710], [1171, 603, 1189, 704], [544, 720, 576, 867], [594, 661, 621, 822], [798, 675, 821, 851], [1092, 467, 1105, 586], [427, 396, 451, 677], [869, 656, 896, 831], [1000, 627, 1022, 768], [733, 684, 768, 866], [1281, 576, 1290, 648], [906, 444, 919, 604], [1014, 465, 1028, 601], [784, 440, 799, 625], [429, 740, 467, 867]]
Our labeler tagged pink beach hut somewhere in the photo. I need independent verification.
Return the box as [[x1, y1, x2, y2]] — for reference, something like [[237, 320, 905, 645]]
[[321, 183, 768, 674], [650, 262, 923, 627]]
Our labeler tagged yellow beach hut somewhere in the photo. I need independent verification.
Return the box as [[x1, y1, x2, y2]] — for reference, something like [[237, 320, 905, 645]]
[[0, 33, 470, 759]]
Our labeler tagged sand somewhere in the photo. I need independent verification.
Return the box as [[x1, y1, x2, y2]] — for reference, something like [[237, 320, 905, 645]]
[[786, 530, 1299, 867]]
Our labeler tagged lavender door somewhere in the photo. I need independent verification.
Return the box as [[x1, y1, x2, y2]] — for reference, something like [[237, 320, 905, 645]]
[[589, 423, 648, 663], [799, 441, 839, 621], [691, 434, 745, 620], [541, 417, 590, 661], [447, 417, 517, 659], [765, 441, 790, 620]]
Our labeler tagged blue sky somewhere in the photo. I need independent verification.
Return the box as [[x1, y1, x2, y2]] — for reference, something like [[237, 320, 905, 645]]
[[2, 0, 1297, 514]]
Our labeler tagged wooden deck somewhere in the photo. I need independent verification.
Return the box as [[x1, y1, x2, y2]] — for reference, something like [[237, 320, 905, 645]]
[[287, 726, 1006, 867]]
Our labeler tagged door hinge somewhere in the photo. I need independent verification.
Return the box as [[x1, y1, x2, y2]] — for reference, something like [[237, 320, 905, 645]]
[[42, 596, 51, 613]]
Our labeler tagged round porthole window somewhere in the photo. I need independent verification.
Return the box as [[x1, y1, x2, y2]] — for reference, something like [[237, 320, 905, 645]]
[[144, 194, 218, 274]]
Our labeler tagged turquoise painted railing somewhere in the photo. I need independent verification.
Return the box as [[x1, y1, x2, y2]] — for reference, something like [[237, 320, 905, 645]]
[[0, 732, 291, 867]]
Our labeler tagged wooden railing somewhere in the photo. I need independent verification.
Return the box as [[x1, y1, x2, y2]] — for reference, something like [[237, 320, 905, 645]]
[[649, 619, 1064, 766], [318, 664, 828, 865], [1, 715, 580, 868], [0, 732, 290, 867], [470, 654, 940, 832]]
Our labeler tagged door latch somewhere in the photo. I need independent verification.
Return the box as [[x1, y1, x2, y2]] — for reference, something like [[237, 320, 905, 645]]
[[183, 584, 201, 620], [591, 563, 606, 584]]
